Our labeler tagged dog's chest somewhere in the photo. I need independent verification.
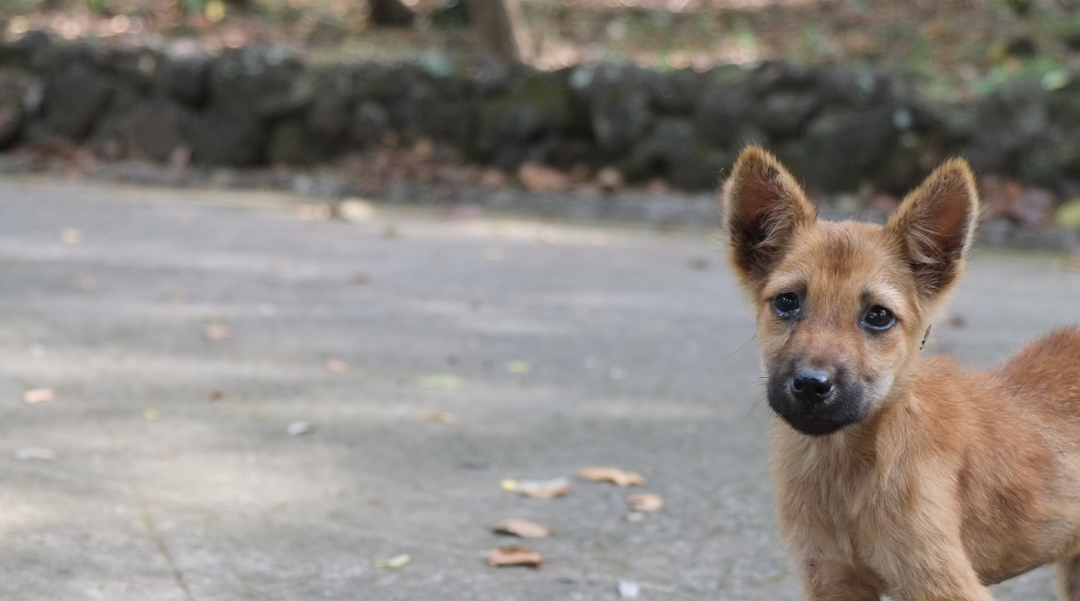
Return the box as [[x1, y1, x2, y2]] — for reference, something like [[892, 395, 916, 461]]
[[772, 434, 877, 561]]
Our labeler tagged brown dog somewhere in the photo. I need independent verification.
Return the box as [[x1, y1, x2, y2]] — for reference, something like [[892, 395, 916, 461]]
[[721, 146, 1080, 600]]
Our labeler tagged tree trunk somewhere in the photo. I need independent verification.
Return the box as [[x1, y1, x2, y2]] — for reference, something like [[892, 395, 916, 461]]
[[369, 0, 416, 28], [470, 0, 532, 64]]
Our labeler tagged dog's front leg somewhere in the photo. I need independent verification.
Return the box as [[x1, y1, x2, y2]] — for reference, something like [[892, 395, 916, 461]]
[[799, 558, 881, 601], [873, 537, 994, 601]]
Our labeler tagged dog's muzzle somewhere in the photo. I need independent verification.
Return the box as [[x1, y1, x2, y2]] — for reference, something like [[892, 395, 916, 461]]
[[767, 367, 868, 436]]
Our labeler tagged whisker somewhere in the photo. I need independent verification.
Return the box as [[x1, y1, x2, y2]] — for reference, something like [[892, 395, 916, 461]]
[[729, 333, 758, 358]]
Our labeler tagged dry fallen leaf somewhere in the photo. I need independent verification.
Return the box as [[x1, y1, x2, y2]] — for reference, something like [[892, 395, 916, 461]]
[[204, 324, 231, 340], [421, 411, 455, 424], [627, 493, 664, 512], [577, 466, 646, 487], [488, 546, 543, 567], [492, 519, 550, 539], [501, 478, 570, 498], [377, 553, 411, 569], [207, 389, 227, 401], [326, 358, 348, 374], [22, 388, 55, 404]]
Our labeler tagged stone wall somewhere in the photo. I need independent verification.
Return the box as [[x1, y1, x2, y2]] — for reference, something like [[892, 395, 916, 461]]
[[3, 30, 1080, 198]]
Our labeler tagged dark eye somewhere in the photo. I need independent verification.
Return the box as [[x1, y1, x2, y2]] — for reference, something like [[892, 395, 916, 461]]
[[773, 292, 800, 317], [863, 306, 896, 331]]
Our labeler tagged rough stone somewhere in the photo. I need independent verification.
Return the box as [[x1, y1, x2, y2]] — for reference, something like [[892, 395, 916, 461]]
[[475, 72, 574, 160], [157, 52, 210, 106], [206, 46, 306, 119], [185, 109, 266, 166], [268, 119, 322, 165], [588, 66, 654, 157], [350, 101, 390, 148], [0, 85, 23, 149], [693, 66, 754, 150], [41, 63, 114, 140], [781, 105, 899, 192], [126, 99, 189, 162], [621, 117, 729, 189]]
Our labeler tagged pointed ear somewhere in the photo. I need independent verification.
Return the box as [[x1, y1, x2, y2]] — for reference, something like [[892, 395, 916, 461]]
[[884, 158, 979, 298], [721, 146, 817, 292]]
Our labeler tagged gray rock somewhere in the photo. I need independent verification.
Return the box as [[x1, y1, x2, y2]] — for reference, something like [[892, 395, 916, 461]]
[[621, 117, 729, 189], [206, 46, 307, 119], [475, 72, 574, 160], [350, 101, 390, 148], [693, 66, 754, 150], [0, 30, 56, 72], [157, 52, 210, 106], [781, 105, 899, 192], [126, 99, 190, 162], [41, 63, 113, 140], [588, 66, 653, 157], [267, 119, 320, 166], [185, 109, 266, 166], [965, 77, 1049, 175], [0, 85, 23, 149]]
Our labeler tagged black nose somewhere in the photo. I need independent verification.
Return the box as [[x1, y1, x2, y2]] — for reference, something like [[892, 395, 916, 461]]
[[790, 368, 834, 404]]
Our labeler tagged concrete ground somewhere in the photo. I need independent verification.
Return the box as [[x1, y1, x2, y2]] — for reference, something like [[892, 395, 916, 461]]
[[0, 177, 1077, 601]]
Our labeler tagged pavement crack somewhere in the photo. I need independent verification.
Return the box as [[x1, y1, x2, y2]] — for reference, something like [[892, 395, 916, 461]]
[[136, 491, 197, 601]]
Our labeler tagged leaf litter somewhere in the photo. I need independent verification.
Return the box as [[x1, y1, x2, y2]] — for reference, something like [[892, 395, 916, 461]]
[[22, 388, 55, 404], [377, 554, 410, 569], [491, 519, 550, 539], [577, 466, 646, 486], [204, 324, 231, 340], [421, 411, 455, 424], [326, 358, 348, 374], [501, 477, 570, 498], [488, 546, 543, 567], [626, 493, 664, 512]]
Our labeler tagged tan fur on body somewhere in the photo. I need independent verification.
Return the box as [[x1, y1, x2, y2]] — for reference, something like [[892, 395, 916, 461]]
[[721, 146, 1080, 600]]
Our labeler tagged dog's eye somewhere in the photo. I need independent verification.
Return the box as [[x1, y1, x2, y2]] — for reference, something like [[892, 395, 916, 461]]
[[863, 306, 896, 331], [773, 292, 800, 317]]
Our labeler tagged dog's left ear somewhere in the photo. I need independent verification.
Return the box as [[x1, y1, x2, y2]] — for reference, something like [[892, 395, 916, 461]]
[[884, 158, 979, 298]]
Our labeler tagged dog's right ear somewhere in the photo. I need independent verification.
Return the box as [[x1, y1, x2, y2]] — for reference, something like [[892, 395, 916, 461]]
[[721, 146, 816, 292]]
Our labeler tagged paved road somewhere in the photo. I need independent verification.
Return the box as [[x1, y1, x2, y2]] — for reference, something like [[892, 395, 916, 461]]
[[0, 177, 1077, 601]]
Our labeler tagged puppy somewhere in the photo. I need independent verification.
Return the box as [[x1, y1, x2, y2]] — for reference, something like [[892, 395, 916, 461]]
[[721, 146, 1080, 601]]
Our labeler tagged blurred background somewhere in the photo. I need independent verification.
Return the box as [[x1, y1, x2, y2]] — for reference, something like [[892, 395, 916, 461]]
[[1, 3, 1080, 601], [3, 0, 1080, 234]]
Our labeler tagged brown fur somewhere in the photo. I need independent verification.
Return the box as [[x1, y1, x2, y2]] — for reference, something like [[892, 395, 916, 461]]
[[721, 146, 1080, 600]]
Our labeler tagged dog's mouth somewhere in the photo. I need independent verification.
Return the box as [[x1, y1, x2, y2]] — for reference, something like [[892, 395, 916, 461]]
[[776, 412, 855, 436]]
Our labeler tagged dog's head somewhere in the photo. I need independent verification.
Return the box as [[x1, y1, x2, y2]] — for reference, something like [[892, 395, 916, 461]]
[[721, 147, 979, 436]]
